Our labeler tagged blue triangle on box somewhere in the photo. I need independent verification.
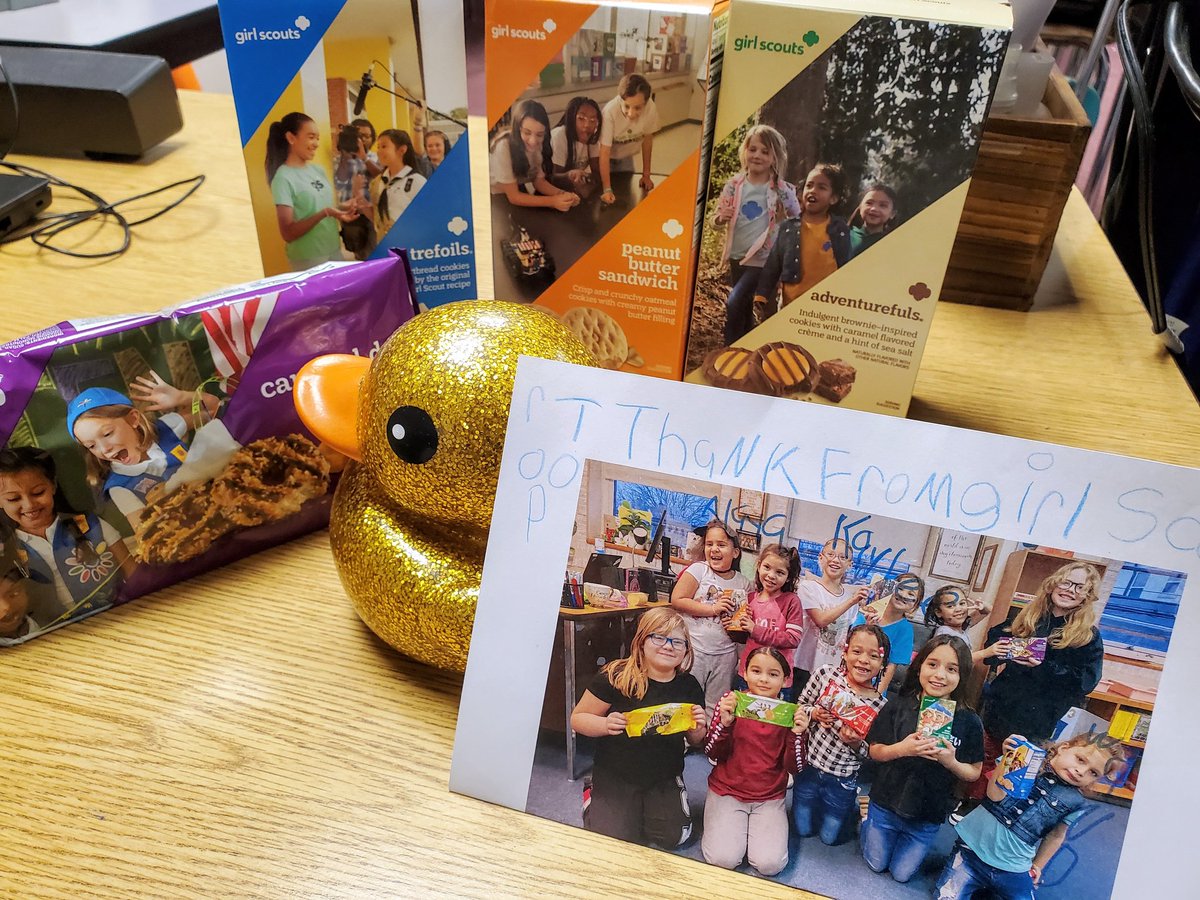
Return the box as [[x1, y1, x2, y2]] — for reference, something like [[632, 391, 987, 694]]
[[368, 137, 477, 308], [219, 0, 349, 146]]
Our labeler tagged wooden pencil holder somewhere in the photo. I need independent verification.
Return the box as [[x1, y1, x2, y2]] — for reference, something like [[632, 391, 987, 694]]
[[941, 67, 1092, 311]]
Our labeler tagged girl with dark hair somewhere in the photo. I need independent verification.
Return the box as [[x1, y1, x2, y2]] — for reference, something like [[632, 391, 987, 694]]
[[370, 129, 428, 234], [598, 74, 658, 205], [671, 518, 751, 715], [489, 100, 579, 211], [848, 183, 899, 258], [702, 646, 809, 876], [754, 163, 852, 319], [731, 542, 805, 700], [793, 622, 891, 845], [862, 635, 984, 883], [0, 447, 135, 629], [550, 96, 602, 197], [854, 572, 925, 693], [264, 112, 361, 271]]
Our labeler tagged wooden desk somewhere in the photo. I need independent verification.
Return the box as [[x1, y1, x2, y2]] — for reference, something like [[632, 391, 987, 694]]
[[2, 91, 1198, 898]]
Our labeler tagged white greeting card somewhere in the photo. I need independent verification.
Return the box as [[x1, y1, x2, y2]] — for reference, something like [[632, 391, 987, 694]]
[[452, 358, 1198, 898]]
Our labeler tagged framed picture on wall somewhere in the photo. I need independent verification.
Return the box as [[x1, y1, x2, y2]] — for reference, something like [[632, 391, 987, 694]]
[[736, 488, 766, 521], [972, 544, 997, 592], [930, 528, 983, 581], [736, 530, 761, 553]]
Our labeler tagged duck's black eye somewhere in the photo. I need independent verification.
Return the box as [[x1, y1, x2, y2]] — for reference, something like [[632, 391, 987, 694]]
[[386, 406, 438, 464]]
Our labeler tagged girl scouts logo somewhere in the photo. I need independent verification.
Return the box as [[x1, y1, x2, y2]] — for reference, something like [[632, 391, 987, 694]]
[[66, 543, 116, 585]]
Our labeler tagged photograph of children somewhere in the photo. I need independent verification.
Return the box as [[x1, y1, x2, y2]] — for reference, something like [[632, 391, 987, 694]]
[[520, 460, 1180, 898], [0, 306, 336, 639], [244, 0, 467, 277], [686, 17, 1008, 372], [488, 6, 708, 301]]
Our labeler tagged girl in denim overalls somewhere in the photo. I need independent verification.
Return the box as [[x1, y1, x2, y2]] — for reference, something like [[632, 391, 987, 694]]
[[935, 732, 1126, 899]]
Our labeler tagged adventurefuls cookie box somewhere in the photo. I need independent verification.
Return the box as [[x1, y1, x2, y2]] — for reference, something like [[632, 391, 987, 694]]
[[0, 259, 415, 646], [218, 0, 476, 308], [485, 0, 729, 378], [685, 0, 1010, 415]]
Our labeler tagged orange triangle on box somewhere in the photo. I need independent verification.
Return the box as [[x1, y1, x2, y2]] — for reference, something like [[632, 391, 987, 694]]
[[536, 150, 702, 379], [486, 1, 599, 126]]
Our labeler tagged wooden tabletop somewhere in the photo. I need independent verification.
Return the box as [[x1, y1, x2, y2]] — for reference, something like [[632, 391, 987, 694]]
[[2, 91, 1197, 898]]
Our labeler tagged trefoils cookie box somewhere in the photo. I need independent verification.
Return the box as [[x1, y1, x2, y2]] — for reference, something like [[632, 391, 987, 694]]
[[686, 0, 1010, 415], [485, 0, 729, 378], [218, 0, 476, 308]]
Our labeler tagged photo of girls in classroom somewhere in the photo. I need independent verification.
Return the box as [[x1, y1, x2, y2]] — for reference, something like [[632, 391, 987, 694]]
[[685, 16, 1007, 382], [525, 461, 1182, 898]]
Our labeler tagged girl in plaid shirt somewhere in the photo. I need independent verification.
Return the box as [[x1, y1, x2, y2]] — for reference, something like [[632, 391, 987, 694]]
[[792, 623, 891, 845]]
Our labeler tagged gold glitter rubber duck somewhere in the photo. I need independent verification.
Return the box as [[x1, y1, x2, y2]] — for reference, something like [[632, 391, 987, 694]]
[[294, 301, 593, 671]]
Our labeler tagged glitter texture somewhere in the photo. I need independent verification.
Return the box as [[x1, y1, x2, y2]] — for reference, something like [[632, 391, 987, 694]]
[[328, 301, 594, 671]]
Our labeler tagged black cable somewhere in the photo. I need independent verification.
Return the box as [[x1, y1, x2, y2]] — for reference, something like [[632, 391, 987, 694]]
[[0, 159, 204, 259], [1113, 0, 1169, 343], [0, 50, 19, 160], [372, 58, 469, 129]]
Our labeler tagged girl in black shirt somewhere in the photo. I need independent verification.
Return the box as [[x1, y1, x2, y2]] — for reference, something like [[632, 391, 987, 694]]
[[570, 606, 706, 847], [863, 635, 984, 883]]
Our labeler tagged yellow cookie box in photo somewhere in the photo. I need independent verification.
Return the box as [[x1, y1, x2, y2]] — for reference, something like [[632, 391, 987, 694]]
[[624, 702, 695, 737]]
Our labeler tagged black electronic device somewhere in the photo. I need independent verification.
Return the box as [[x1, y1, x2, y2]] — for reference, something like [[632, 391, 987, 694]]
[[581, 552, 624, 590], [0, 172, 50, 237], [639, 509, 678, 602], [0, 45, 182, 159]]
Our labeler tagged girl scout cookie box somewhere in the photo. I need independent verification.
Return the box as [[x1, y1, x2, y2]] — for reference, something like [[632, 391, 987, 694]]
[[686, 0, 1010, 415], [0, 259, 415, 646], [486, 0, 729, 379], [218, 0, 476, 308]]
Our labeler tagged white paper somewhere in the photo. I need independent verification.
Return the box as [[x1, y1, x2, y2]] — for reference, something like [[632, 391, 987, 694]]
[[451, 358, 1200, 899]]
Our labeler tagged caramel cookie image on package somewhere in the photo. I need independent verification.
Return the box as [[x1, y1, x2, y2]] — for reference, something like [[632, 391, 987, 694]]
[[135, 434, 331, 565], [755, 342, 819, 396], [701, 346, 767, 393]]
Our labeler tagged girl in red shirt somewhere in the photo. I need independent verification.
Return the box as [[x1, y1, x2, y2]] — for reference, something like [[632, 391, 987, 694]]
[[702, 647, 809, 876]]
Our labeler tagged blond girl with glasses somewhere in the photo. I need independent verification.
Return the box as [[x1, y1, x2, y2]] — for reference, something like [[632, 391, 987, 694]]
[[570, 606, 706, 848], [965, 561, 1105, 804]]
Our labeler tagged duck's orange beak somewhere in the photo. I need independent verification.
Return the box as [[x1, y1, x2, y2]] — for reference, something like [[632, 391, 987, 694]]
[[294, 354, 370, 461]]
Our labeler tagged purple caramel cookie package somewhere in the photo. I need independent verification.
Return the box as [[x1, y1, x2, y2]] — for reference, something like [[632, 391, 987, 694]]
[[0, 257, 416, 645]]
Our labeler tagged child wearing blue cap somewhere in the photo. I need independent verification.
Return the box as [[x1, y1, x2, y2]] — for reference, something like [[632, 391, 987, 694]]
[[67, 374, 218, 527]]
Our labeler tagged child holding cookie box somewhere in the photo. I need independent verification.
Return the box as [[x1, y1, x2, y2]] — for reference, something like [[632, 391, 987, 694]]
[[702, 646, 808, 876], [863, 635, 984, 884], [570, 606, 705, 848], [670, 519, 751, 716], [936, 732, 1125, 898]]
